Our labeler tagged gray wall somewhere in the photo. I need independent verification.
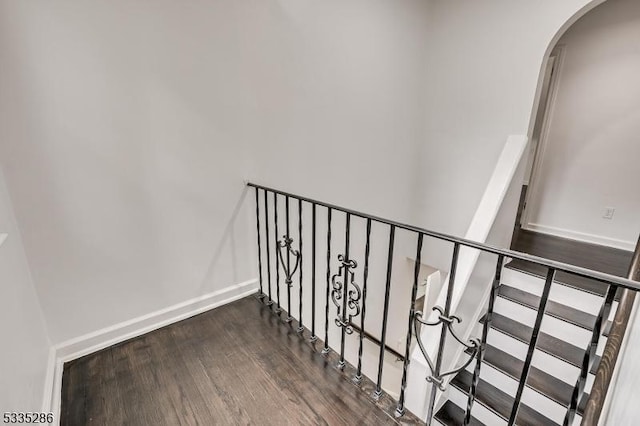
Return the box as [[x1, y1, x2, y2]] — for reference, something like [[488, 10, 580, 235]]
[[0, 168, 50, 411]]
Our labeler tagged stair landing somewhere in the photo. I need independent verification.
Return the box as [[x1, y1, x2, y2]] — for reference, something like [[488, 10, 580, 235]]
[[60, 296, 418, 425]]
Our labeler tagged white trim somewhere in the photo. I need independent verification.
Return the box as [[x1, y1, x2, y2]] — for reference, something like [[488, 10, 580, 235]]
[[406, 135, 529, 418], [41, 348, 57, 413], [523, 222, 636, 251], [42, 279, 258, 425], [521, 46, 565, 228], [0, 232, 7, 247]]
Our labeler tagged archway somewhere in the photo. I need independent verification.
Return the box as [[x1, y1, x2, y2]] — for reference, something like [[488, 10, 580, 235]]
[[518, 0, 640, 254]]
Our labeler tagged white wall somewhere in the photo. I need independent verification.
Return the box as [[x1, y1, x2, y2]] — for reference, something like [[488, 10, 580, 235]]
[[246, 0, 431, 225], [0, 1, 258, 344], [524, 0, 640, 250], [415, 0, 601, 271], [1, 0, 627, 415], [0, 168, 51, 411], [0, 0, 431, 345]]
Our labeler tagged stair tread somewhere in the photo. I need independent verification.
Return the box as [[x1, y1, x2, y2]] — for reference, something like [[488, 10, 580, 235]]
[[451, 369, 557, 426], [476, 344, 592, 414], [485, 312, 585, 367], [434, 401, 485, 426], [506, 259, 623, 300], [474, 344, 573, 406], [498, 284, 596, 330]]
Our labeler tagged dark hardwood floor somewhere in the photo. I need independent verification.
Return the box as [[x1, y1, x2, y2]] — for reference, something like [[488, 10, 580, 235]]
[[509, 186, 632, 297], [511, 228, 632, 277], [510, 186, 633, 277], [60, 296, 417, 426]]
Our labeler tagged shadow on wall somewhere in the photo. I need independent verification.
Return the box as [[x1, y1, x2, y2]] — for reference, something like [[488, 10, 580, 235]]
[[198, 185, 251, 294]]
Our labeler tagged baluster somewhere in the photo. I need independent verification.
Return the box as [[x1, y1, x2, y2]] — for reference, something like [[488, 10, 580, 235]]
[[322, 208, 332, 354], [297, 199, 304, 333], [373, 225, 396, 400], [508, 268, 556, 425], [425, 243, 461, 424], [274, 193, 282, 314], [395, 232, 423, 416], [353, 218, 372, 384], [310, 203, 317, 343], [465, 254, 504, 425], [264, 191, 273, 305], [254, 188, 264, 299], [564, 283, 617, 425], [285, 196, 293, 322], [337, 213, 351, 369]]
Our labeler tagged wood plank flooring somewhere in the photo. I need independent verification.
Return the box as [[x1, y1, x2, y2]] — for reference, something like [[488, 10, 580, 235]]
[[511, 228, 632, 277], [60, 296, 413, 426]]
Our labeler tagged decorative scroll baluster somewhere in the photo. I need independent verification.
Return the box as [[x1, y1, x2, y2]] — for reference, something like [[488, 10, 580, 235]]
[[465, 254, 504, 425], [564, 283, 617, 425], [276, 235, 301, 282], [285, 196, 293, 322], [353, 218, 372, 384], [330, 214, 361, 369], [254, 188, 265, 300], [247, 183, 640, 426], [395, 232, 423, 416], [373, 225, 396, 400], [264, 191, 273, 305], [273, 193, 282, 314], [297, 199, 304, 333], [310, 203, 317, 343], [508, 268, 556, 425], [322, 208, 332, 355], [414, 243, 481, 425], [331, 253, 359, 364]]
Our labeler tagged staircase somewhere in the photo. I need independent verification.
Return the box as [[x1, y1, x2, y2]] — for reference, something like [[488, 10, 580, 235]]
[[249, 182, 639, 426], [435, 259, 617, 426]]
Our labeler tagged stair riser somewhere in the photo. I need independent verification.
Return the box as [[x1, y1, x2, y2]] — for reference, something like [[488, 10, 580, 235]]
[[444, 391, 583, 426], [487, 329, 580, 385], [437, 261, 613, 425], [464, 361, 567, 423], [487, 327, 602, 394], [501, 268, 616, 317], [448, 385, 506, 426], [493, 297, 592, 348]]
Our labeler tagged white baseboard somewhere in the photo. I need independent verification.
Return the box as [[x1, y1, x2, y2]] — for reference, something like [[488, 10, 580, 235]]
[[41, 347, 57, 413], [42, 279, 258, 425], [523, 223, 636, 251]]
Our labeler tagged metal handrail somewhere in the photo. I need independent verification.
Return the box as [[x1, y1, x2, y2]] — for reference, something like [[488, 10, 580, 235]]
[[248, 182, 639, 290], [248, 182, 639, 424]]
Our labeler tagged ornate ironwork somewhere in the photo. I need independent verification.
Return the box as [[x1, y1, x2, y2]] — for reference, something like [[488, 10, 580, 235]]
[[277, 236, 301, 288], [413, 306, 481, 392], [276, 235, 301, 323], [331, 254, 360, 335]]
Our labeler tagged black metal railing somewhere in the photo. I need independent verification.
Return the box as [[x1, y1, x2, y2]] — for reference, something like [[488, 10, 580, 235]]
[[249, 182, 640, 425]]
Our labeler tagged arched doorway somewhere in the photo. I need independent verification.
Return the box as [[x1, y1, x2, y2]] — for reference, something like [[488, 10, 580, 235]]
[[519, 0, 640, 254]]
